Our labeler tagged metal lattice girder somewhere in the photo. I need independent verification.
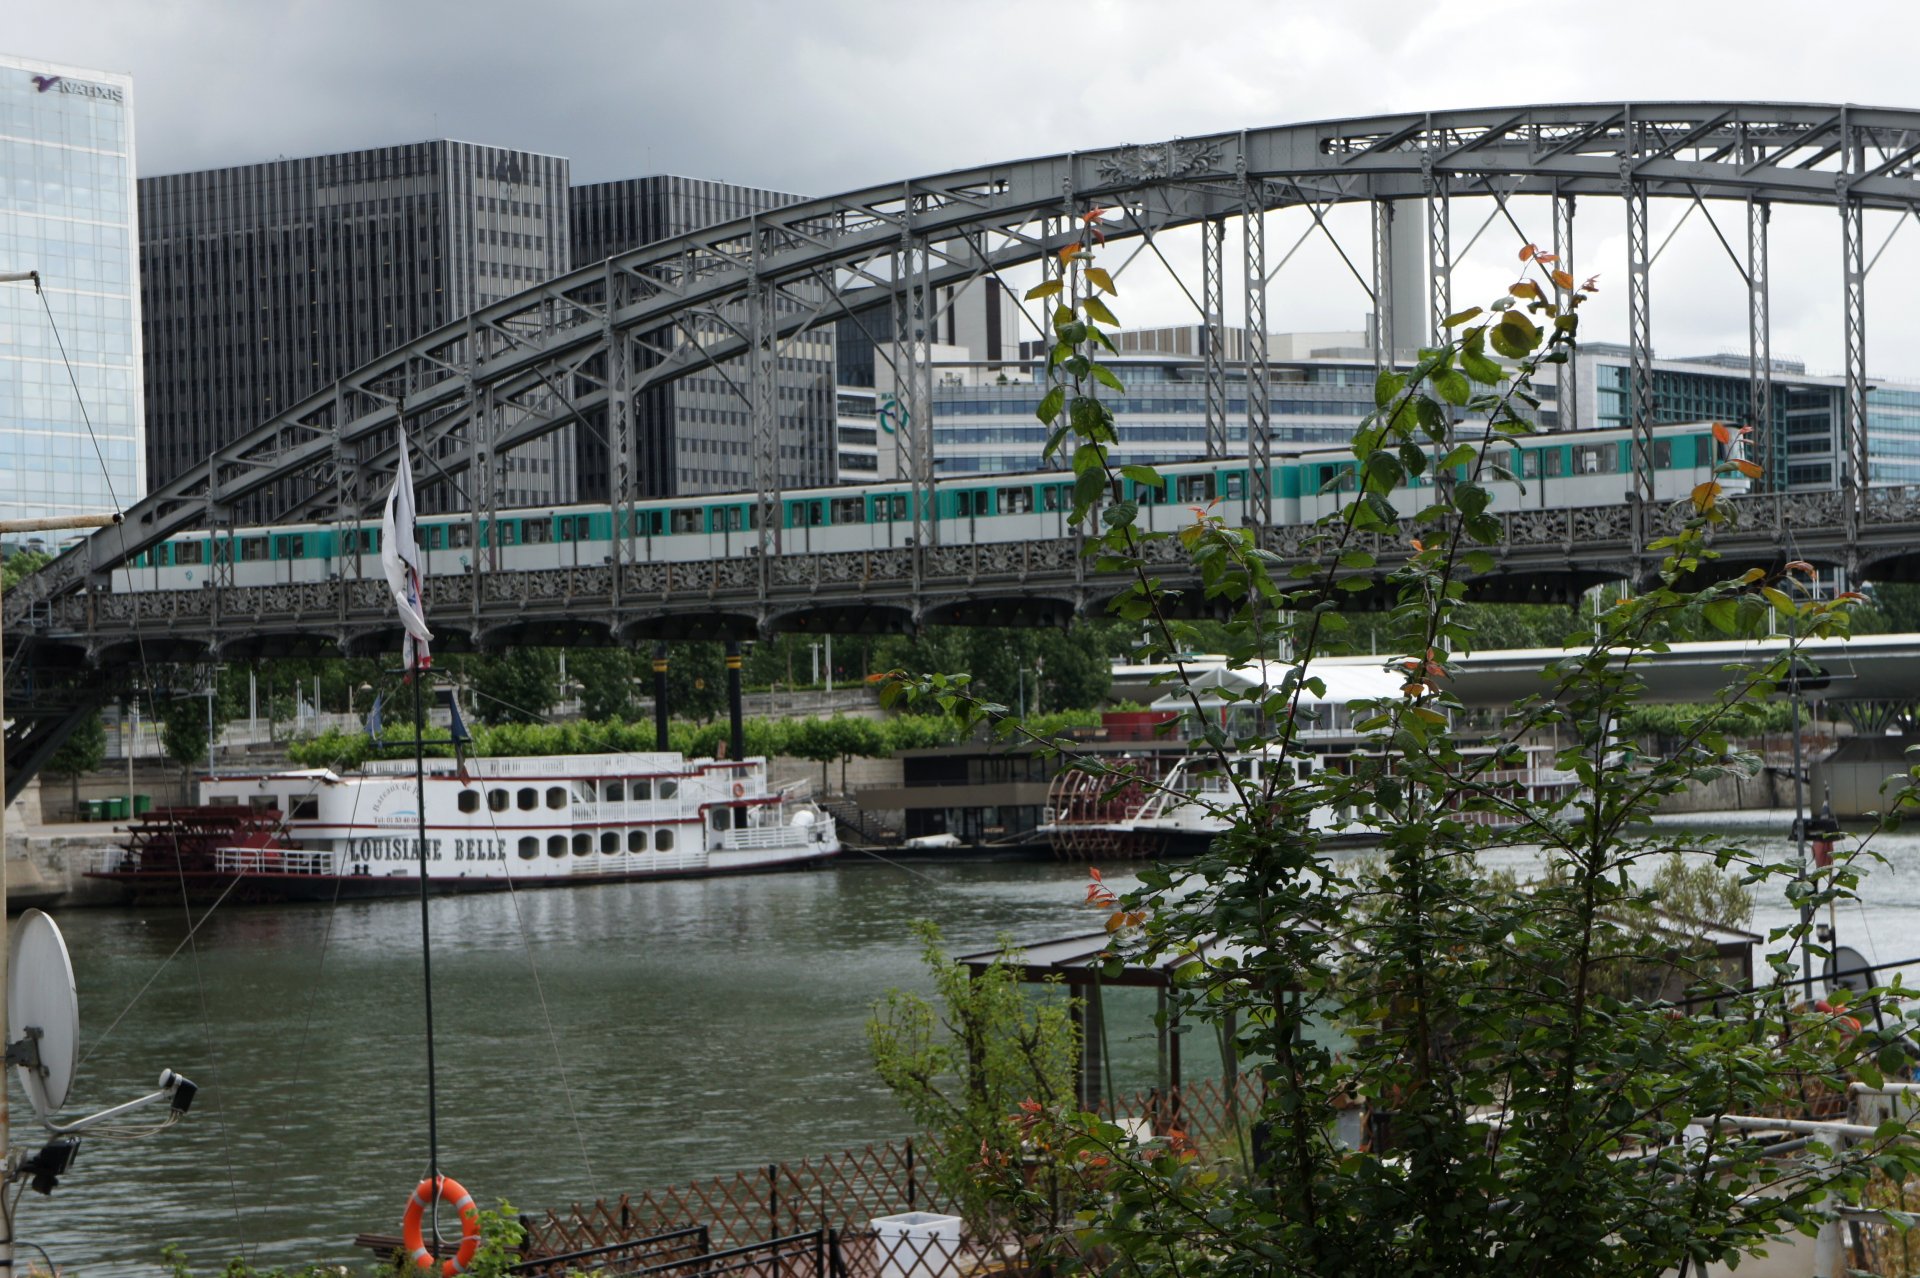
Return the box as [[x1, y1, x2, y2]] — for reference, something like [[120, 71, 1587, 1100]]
[[893, 230, 936, 553], [1202, 216, 1229, 459], [1842, 195, 1868, 512], [1426, 175, 1450, 346], [1747, 197, 1772, 484], [1626, 178, 1656, 503], [748, 276, 781, 565], [31, 101, 1920, 610], [603, 261, 637, 573], [1244, 182, 1271, 527], [1552, 193, 1577, 431], [1370, 197, 1393, 373]]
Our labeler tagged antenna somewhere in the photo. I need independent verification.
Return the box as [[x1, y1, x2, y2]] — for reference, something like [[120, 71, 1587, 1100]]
[[1, 908, 196, 1215], [7, 910, 77, 1119]]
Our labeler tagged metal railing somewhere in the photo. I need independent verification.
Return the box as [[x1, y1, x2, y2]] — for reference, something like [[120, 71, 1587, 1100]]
[[212, 847, 333, 875]]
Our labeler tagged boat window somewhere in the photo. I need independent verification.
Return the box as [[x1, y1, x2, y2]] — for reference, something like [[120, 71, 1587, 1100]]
[[604, 781, 624, 803], [517, 787, 538, 811], [251, 795, 276, 813], [572, 833, 592, 855], [546, 835, 566, 858], [210, 794, 239, 807], [631, 779, 651, 801], [655, 829, 675, 852], [488, 789, 510, 812], [518, 837, 539, 860], [291, 797, 319, 820], [458, 791, 480, 814], [658, 780, 677, 801], [629, 829, 648, 852], [712, 807, 731, 831], [545, 786, 567, 809], [1297, 760, 1313, 779], [601, 832, 620, 854]]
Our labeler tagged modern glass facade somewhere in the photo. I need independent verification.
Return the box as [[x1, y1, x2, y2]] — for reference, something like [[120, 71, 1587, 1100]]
[[0, 54, 143, 530]]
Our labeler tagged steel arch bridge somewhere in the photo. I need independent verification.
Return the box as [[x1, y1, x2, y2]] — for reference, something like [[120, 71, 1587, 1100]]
[[9, 101, 1920, 791]]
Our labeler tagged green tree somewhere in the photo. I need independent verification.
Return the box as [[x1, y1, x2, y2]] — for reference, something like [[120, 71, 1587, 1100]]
[[868, 923, 1079, 1240], [883, 238, 1916, 1276], [42, 710, 105, 816], [462, 648, 560, 725], [570, 647, 642, 721], [1, 548, 50, 593]]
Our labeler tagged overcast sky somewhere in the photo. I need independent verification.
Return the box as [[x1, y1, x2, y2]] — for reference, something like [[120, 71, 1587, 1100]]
[[13, 0, 1920, 377]]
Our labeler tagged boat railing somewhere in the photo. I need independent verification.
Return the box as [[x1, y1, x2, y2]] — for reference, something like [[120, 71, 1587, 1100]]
[[213, 847, 334, 876], [721, 819, 832, 851], [571, 800, 686, 823]]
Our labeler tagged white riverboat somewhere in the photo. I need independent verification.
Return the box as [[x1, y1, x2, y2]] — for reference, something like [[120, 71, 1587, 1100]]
[[91, 752, 839, 903]]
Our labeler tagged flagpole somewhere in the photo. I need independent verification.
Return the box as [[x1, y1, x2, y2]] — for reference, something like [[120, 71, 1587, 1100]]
[[413, 653, 440, 1201]]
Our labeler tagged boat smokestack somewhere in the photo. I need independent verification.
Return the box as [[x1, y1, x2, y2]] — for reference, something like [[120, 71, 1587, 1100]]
[[726, 639, 745, 763], [653, 642, 670, 752]]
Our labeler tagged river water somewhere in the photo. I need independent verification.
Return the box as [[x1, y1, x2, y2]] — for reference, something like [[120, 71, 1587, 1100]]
[[23, 813, 1920, 1274]]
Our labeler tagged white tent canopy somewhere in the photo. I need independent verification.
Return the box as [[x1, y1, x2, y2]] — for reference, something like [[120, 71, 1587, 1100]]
[[1145, 659, 1405, 713]]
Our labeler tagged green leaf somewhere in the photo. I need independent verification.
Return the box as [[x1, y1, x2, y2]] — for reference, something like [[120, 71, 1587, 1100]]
[[1091, 363, 1127, 394], [1103, 500, 1138, 528], [1036, 385, 1066, 424], [1433, 369, 1471, 406], [1024, 279, 1064, 302], [1085, 266, 1118, 295], [1461, 349, 1505, 386], [1338, 549, 1376, 570], [1375, 370, 1407, 409], [1702, 599, 1740, 635], [1083, 295, 1119, 326], [1119, 464, 1163, 486], [1442, 306, 1483, 327]]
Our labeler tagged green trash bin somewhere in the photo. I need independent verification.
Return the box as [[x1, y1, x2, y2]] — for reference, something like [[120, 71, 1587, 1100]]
[[104, 796, 128, 821], [133, 793, 152, 816], [82, 799, 104, 822]]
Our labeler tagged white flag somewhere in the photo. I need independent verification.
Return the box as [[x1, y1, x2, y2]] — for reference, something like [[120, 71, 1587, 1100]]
[[380, 423, 433, 671]]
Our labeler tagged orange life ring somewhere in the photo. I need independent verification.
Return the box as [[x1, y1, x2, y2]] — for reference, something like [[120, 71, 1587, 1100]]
[[401, 1174, 480, 1277], [733, 782, 745, 798]]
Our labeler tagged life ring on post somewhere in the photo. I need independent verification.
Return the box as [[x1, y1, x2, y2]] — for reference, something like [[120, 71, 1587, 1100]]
[[733, 782, 745, 798], [401, 1174, 481, 1277]]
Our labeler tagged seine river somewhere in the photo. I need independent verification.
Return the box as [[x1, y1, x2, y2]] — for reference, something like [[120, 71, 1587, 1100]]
[[25, 813, 1920, 1273]]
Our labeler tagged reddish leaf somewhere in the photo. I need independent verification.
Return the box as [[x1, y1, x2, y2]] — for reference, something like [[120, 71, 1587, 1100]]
[[1732, 459, 1763, 479], [1712, 422, 1732, 444], [1551, 269, 1575, 290], [1519, 244, 1538, 261]]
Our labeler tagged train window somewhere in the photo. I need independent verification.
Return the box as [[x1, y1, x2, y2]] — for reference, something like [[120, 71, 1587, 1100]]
[[966, 491, 991, 516], [273, 534, 301, 558], [1178, 474, 1216, 502], [1523, 449, 1565, 479], [831, 497, 865, 525], [800, 501, 825, 527], [718, 506, 749, 532], [638, 510, 664, 536], [239, 537, 268, 562], [876, 494, 909, 520], [1042, 486, 1066, 512], [1573, 444, 1616, 475], [518, 837, 539, 860], [557, 515, 591, 541], [173, 540, 204, 565], [1223, 473, 1246, 499], [448, 523, 473, 548], [522, 520, 549, 545], [671, 508, 703, 534], [1653, 439, 1675, 468], [496, 522, 517, 546], [996, 487, 1032, 515]]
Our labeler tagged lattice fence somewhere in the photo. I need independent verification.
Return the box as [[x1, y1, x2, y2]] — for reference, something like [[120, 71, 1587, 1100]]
[[523, 1074, 1258, 1262]]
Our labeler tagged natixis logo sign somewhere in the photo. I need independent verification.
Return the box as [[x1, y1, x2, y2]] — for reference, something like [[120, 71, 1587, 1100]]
[[27, 74, 124, 104]]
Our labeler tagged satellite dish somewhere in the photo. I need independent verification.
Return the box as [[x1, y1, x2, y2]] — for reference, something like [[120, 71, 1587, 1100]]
[[8, 909, 79, 1120], [1825, 944, 1876, 1002]]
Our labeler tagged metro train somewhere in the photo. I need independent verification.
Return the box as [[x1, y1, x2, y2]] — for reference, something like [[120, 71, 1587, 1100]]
[[111, 421, 1733, 593]]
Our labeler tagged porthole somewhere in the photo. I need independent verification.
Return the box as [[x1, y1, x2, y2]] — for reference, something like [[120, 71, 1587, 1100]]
[[518, 788, 537, 811], [655, 828, 675, 852], [546, 786, 567, 810], [601, 832, 620, 854], [572, 833, 592, 855], [458, 791, 480, 814], [629, 829, 647, 852], [517, 837, 539, 860], [547, 835, 566, 858], [489, 789, 510, 812]]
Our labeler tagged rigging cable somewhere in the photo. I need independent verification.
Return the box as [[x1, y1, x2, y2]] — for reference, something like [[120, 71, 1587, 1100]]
[[31, 278, 251, 1256]]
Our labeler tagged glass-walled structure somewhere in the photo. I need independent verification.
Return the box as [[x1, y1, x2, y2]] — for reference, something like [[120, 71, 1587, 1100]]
[[0, 53, 143, 533]]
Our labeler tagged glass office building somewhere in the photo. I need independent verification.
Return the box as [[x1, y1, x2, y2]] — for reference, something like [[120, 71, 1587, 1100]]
[[0, 53, 143, 532]]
